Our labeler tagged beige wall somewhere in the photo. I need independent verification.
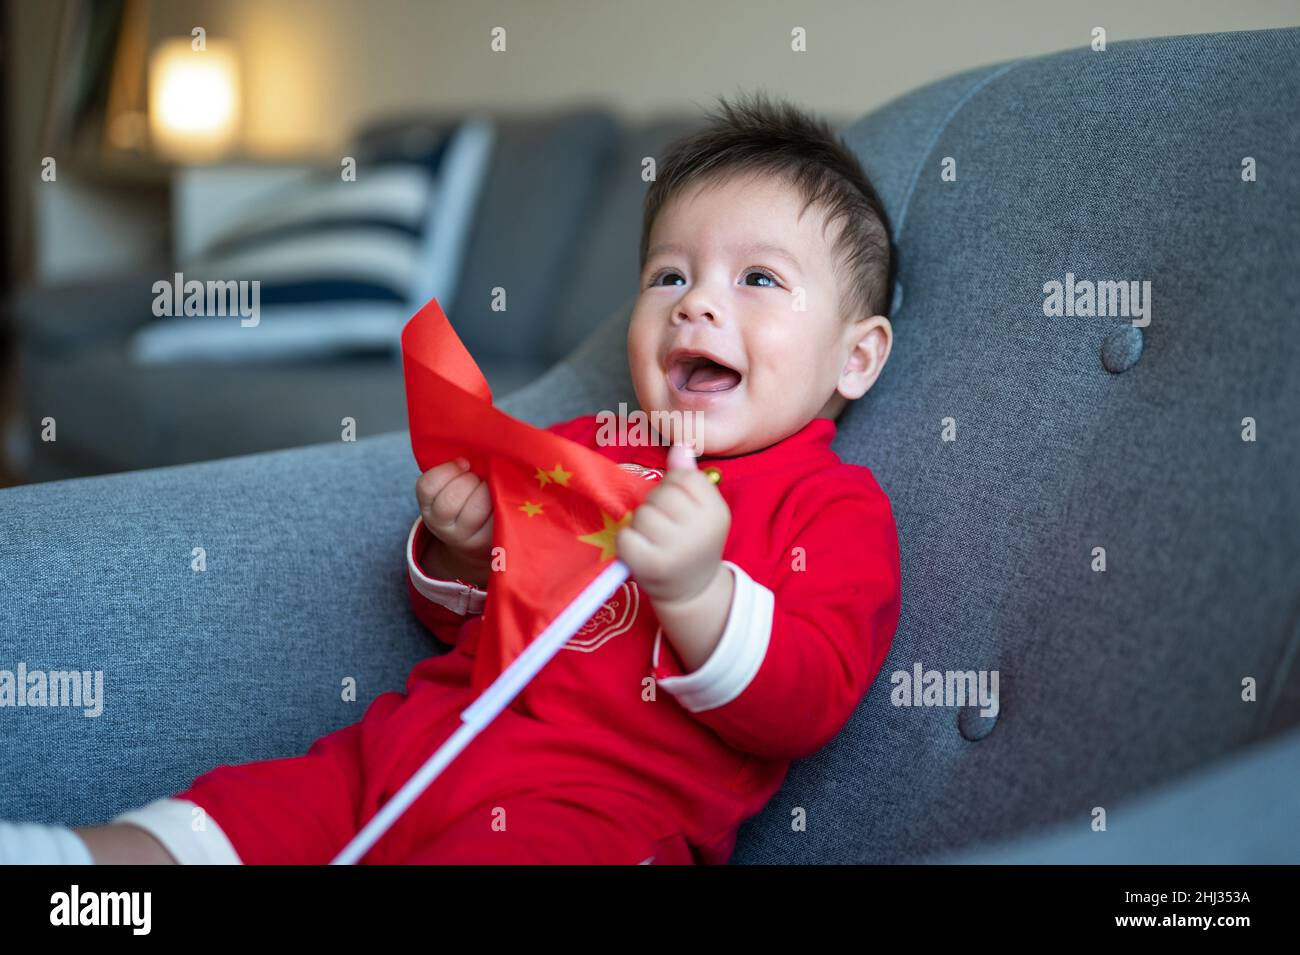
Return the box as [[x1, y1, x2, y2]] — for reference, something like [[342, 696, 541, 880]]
[[144, 0, 1300, 157], [7, 0, 1300, 282]]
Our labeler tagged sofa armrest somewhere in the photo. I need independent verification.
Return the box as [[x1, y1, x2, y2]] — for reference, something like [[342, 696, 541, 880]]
[[0, 430, 436, 826], [0, 268, 629, 827]]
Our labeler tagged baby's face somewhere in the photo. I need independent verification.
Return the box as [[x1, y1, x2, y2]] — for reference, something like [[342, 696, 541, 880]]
[[628, 172, 872, 457], [626, 174, 878, 457]]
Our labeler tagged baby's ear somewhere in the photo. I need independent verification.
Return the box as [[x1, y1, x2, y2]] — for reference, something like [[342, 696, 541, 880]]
[[839, 315, 892, 399]]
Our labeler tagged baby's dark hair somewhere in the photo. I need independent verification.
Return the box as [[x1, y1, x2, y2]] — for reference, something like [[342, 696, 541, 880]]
[[640, 90, 893, 321]]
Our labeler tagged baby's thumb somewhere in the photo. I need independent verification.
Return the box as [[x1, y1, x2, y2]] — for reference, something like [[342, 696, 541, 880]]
[[667, 442, 698, 471]]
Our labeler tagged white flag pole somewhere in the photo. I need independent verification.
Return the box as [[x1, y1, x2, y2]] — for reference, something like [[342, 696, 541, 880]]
[[330, 558, 631, 865]]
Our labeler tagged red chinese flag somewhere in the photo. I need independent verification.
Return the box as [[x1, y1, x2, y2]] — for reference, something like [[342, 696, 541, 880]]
[[401, 297, 653, 695]]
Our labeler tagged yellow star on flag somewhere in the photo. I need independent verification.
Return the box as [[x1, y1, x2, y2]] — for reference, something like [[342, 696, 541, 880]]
[[534, 467, 552, 487], [578, 511, 632, 561], [548, 463, 573, 487], [519, 501, 543, 517]]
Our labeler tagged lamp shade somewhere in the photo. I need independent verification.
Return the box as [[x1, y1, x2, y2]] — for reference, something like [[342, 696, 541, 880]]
[[148, 37, 241, 160]]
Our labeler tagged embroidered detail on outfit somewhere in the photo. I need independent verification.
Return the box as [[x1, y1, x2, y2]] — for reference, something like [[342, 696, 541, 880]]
[[616, 462, 666, 482], [563, 581, 641, 652]]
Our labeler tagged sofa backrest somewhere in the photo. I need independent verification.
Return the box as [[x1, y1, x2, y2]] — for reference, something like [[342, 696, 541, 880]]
[[501, 27, 1300, 862], [354, 109, 705, 395], [544, 117, 707, 365]]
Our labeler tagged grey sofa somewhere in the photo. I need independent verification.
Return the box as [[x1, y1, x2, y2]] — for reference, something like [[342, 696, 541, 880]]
[[2, 26, 1298, 863], [6, 108, 704, 483]]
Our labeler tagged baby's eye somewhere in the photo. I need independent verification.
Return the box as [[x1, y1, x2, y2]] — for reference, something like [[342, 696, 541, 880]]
[[649, 270, 685, 287], [743, 268, 780, 288]]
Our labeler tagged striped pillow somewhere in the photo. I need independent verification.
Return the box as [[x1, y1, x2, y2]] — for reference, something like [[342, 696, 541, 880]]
[[129, 117, 494, 364]]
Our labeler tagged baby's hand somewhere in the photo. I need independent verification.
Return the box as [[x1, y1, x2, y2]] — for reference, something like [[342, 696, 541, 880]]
[[616, 444, 730, 606], [416, 458, 495, 578]]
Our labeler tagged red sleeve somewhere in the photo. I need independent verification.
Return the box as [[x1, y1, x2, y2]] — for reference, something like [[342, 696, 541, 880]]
[[404, 414, 597, 643], [656, 471, 902, 761]]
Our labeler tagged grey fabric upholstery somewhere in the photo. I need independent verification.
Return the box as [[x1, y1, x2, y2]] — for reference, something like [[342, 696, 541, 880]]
[[20, 343, 410, 478], [0, 432, 424, 823], [414, 106, 619, 363], [1, 27, 1297, 863], [931, 724, 1300, 863], [545, 117, 707, 363], [8, 269, 171, 358]]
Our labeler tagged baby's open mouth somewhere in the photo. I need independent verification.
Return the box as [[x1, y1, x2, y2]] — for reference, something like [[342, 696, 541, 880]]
[[667, 355, 743, 393]]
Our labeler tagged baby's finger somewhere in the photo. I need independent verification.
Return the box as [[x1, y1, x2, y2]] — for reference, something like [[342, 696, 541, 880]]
[[427, 469, 481, 527], [416, 458, 470, 507], [459, 514, 494, 554], [660, 467, 712, 507], [667, 442, 698, 472], [616, 525, 666, 579], [646, 482, 696, 523], [454, 479, 493, 534], [630, 501, 677, 545]]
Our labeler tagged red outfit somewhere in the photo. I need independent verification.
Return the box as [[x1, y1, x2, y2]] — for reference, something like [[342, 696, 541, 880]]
[[151, 414, 900, 864]]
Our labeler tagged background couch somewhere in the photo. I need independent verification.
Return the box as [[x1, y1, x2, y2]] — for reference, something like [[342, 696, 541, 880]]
[[2, 26, 1297, 863], [5, 108, 703, 483]]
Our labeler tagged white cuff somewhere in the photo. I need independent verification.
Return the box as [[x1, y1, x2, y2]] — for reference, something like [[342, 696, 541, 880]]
[[110, 797, 243, 864], [0, 821, 93, 864], [407, 516, 488, 615], [656, 560, 773, 713]]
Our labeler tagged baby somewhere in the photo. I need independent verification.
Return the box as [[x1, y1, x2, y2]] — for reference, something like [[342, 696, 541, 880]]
[[1, 91, 901, 865]]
